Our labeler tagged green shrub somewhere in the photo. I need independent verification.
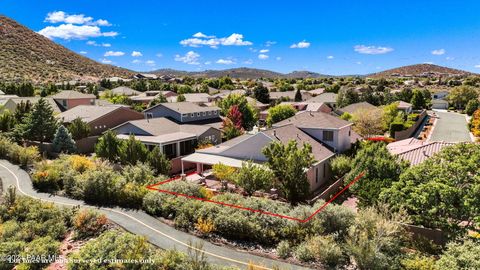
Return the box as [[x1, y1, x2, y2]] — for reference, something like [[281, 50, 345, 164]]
[[436, 240, 480, 270], [276, 240, 291, 259], [19, 236, 60, 270], [330, 155, 352, 178], [0, 241, 26, 270], [401, 255, 437, 270], [306, 235, 346, 267], [389, 122, 405, 136], [294, 242, 314, 262], [76, 167, 121, 205], [72, 209, 108, 239]]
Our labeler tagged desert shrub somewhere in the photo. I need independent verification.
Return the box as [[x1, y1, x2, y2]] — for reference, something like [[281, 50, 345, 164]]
[[306, 235, 346, 267], [72, 209, 108, 239], [195, 217, 215, 234], [68, 155, 95, 173], [276, 240, 291, 259], [212, 163, 236, 182], [31, 162, 63, 190], [122, 162, 155, 185], [76, 167, 121, 205], [294, 242, 314, 262], [311, 202, 356, 239], [233, 161, 274, 195], [435, 240, 480, 270], [18, 236, 60, 270], [117, 181, 148, 208], [0, 241, 25, 270], [401, 255, 437, 270]]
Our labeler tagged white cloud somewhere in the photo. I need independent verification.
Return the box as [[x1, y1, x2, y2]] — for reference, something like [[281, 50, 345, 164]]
[[100, 58, 112, 64], [38, 24, 117, 40], [356, 61, 362, 65], [431, 49, 446, 55], [216, 59, 235, 65], [258, 54, 269, 60], [174, 51, 200, 65], [146, 60, 155, 66], [354, 45, 393, 54], [132, 59, 141, 64], [327, 55, 334, 59], [156, 53, 163, 58], [276, 57, 282, 61], [259, 49, 269, 53], [446, 56, 455, 60], [243, 59, 253, 65], [290, 40, 310, 49], [204, 61, 212, 65], [475, 64, 480, 68], [45, 11, 111, 26], [102, 31, 118, 37], [131, 51, 143, 57], [86, 40, 111, 47], [79, 51, 87, 54], [104, 51, 125, 57], [265, 41, 276, 47], [180, 33, 252, 48]]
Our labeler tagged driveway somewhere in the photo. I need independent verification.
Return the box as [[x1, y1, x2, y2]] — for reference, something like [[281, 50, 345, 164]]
[[429, 110, 472, 142], [0, 160, 311, 270]]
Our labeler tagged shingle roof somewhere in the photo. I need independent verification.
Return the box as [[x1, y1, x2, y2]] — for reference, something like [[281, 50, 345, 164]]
[[146, 102, 220, 114], [306, 92, 337, 103], [57, 105, 132, 123], [51, 90, 96, 99], [338, 102, 378, 114], [263, 124, 335, 161], [8, 97, 62, 113], [111, 86, 141, 96], [167, 93, 210, 103], [114, 117, 216, 137], [273, 111, 352, 129], [269, 90, 309, 100]]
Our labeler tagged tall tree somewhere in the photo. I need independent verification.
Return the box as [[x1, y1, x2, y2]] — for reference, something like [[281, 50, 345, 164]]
[[218, 94, 257, 130], [336, 88, 360, 108], [294, 89, 302, 102], [67, 117, 91, 140], [253, 84, 270, 104], [410, 90, 426, 109], [234, 161, 274, 195], [52, 125, 76, 153], [447, 85, 479, 109], [146, 146, 171, 175], [351, 108, 384, 138], [262, 140, 315, 204], [266, 104, 296, 127], [15, 98, 58, 143], [95, 130, 122, 162], [118, 135, 148, 164], [347, 141, 408, 207]]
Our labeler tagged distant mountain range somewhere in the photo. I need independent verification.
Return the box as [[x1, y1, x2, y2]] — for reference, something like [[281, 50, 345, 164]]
[[0, 15, 134, 83], [0, 15, 477, 84]]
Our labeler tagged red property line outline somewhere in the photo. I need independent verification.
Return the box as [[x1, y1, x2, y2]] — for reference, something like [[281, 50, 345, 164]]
[[147, 172, 365, 223]]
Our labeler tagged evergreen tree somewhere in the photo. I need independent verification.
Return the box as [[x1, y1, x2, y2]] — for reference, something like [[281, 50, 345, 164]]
[[146, 146, 171, 175], [294, 89, 302, 102], [67, 117, 91, 140], [52, 125, 76, 153], [254, 84, 270, 104], [95, 130, 121, 162], [0, 110, 16, 132], [118, 135, 148, 164], [176, 94, 186, 102], [336, 87, 359, 108], [148, 94, 167, 108], [15, 98, 58, 142], [410, 90, 426, 109]]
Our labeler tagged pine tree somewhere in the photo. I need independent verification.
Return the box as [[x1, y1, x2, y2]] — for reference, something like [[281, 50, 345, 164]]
[[294, 88, 302, 102], [52, 125, 77, 153], [15, 98, 58, 142], [68, 117, 91, 140], [254, 84, 270, 104], [95, 130, 121, 162], [118, 134, 148, 164], [147, 146, 171, 175]]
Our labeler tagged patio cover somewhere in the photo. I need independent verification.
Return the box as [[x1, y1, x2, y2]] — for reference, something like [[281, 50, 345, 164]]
[[182, 152, 249, 168]]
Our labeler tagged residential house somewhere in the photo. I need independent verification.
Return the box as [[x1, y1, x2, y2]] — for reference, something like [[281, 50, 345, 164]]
[[245, 97, 269, 111], [273, 111, 355, 153], [167, 93, 211, 104], [57, 105, 144, 136], [0, 97, 62, 114], [182, 124, 335, 191], [269, 90, 312, 102], [431, 99, 449, 110], [112, 117, 221, 173], [335, 102, 377, 115], [306, 92, 338, 108], [111, 86, 141, 96], [129, 91, 177, 104], [432, 91, 449, 100], [143, 102, 222, 126], [51, 90, 96, 111], [106, 77, 132, 83], [133, 73, 158, 80], [387, 138, 456, 166], [397, 101, 413, 114], [308, 88, 325, 96]]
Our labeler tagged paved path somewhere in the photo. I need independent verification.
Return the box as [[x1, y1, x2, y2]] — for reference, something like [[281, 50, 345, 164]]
[[429, 110, 472, 142], [0, 160, 311, 270]]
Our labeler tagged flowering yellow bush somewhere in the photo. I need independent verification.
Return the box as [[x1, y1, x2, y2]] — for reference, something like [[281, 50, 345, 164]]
[[471, 109, 480, 137], [195, 217, 215, 234], [68, 155, 95, 173]]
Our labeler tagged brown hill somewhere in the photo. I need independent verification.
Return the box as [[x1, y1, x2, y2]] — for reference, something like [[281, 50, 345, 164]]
[[369, 64, 474, 78], [0, 15, 134, 83], [152, 67, 285, 79]]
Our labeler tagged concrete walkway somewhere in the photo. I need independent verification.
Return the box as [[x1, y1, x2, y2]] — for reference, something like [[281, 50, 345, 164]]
[[0, 160, 311, 270], [429, 110, 472, 142]]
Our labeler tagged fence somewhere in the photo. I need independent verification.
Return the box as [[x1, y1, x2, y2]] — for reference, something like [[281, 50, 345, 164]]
[[394, 110, 428, 140], [308, 176, 346, 203]]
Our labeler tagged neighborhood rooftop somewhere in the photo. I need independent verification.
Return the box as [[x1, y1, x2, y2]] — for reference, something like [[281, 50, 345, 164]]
[[51, 90, 96, 99], [273, 111, 352, 129], [57, 105, 129, 123], [146, 101, 220, 114]]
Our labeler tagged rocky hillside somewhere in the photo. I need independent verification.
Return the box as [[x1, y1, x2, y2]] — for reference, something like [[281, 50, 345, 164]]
[[0, 15, 134, 83], [369, 64, 474, 78]]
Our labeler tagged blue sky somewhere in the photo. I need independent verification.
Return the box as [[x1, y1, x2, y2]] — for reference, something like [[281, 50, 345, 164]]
[[2, 0, 480, 75]]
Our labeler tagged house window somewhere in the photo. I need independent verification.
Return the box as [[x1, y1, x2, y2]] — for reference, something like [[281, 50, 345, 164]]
[[180, 140, 196, 156], [146, 113, 153, 119], [163, 143, 177, 159], [349, 129, 351, 136], [197, 112, 201, 116], [316, 167, 319, 183], [190, 113, 195, 117], [323, 163, 326, 177], [90, 99, 95, 105], [323, 130, 334, 142], [62, 100, 67, 107], [213, 111, 218, 115]]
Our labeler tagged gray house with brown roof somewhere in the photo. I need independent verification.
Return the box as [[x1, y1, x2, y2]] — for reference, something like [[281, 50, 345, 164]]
[[51, 90, 96, 111], [182, 124, 335, 191]]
